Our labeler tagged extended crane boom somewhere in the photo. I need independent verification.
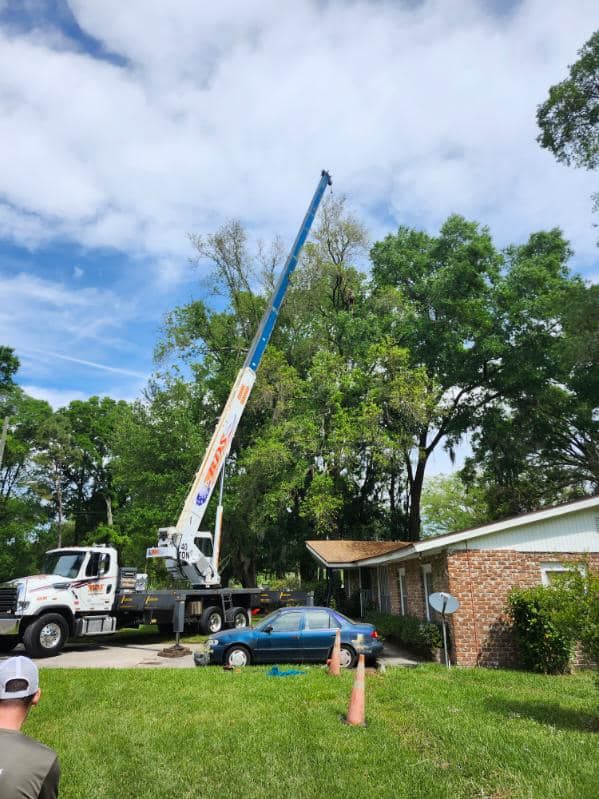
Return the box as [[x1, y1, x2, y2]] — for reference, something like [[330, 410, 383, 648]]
[[147, 170, 332, 586]]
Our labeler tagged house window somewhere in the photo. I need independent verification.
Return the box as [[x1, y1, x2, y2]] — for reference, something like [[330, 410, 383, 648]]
[[540, 562, 586, 587], [422, 564, 433, 621], [397, 568, 408, 616]]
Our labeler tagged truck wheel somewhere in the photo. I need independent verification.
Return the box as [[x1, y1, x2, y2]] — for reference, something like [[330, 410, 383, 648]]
[[228, 607, 248, 629], [23, 614, 68, 658], [225, 645, 251, 667], [0, 637, 19, 653], [200, 606, 223, 635]]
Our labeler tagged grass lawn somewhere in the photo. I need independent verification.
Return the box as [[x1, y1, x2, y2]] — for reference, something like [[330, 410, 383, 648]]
[[25, 664, 597, 799]]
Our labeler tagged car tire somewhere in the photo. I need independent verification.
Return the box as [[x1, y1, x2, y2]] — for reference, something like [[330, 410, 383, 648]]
[[23, 614, 68, 658], [0, 637, 19, 653], [224, 645, 251, 668], [228, 607, 248, 629], [200, 606, 224, 635], [339, 644, 357, 669]]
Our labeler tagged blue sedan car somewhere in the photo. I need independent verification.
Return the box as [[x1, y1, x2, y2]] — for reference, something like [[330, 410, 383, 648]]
[[195, 606, 383, 668]]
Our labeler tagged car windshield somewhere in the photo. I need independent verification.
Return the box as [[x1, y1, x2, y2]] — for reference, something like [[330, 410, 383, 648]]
[[42, 551, 85, 579]]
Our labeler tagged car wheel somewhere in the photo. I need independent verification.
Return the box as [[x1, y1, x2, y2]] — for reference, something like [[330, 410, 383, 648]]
[[23, 614, 68, 658], [229, 607, 248, 629], [225, 645, 251, 668], [339, 644, 357, 669], [200, 606, 224, 635]]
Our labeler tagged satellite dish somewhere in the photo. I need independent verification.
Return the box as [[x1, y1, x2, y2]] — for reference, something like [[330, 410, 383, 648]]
[[428, 592, 459, 616], [428, 592, 459, 670]]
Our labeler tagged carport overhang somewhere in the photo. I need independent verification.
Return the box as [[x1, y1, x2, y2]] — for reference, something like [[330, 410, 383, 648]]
[[305, 539, 412, 570]]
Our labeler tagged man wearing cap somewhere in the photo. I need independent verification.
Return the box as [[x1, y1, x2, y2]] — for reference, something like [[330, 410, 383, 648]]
[[0, 656, 60, 798]]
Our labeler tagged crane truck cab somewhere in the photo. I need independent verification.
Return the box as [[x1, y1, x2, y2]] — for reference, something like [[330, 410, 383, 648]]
[[0, 545, 145, 658]]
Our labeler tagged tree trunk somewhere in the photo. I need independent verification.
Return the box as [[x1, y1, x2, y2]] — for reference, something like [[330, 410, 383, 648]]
[[105, 495, 113, 527], [407, 436, 429, 541], [0, 416, 8, 471], [55, 473, 63, 549]]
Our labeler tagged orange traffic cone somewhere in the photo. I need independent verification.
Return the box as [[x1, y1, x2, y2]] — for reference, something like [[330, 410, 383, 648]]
[[328, 628, 341, 676], [343, 654, 366, 726]]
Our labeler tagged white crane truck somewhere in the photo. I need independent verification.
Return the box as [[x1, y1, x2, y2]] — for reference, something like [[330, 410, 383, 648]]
[[0, 171, 332, 658]]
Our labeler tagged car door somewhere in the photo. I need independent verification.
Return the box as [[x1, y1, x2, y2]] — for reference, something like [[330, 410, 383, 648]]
[[257, 609, 304, 663], [300, 609, 336, 662]]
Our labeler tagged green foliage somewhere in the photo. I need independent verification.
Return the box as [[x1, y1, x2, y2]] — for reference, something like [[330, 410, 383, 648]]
[[536, 30, 599, 170], [0, 346, 19, 390], [421, 473, 488, 536], [509, 586, 575, 674], [508, 568, 598, 675], [365, 610, 443, 656]]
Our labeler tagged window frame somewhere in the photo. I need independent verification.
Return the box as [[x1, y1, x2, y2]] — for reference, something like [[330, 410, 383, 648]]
[[422, 563, 433, 621], [540, 561, 586, 587], [397, 567, 408, 616]]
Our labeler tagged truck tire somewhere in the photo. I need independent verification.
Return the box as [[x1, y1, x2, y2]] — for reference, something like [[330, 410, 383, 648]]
[[23, 614, 68, 658], [200, 606, 223, 635], [227, 607, 248, 629], [0, 637, 19, 653]]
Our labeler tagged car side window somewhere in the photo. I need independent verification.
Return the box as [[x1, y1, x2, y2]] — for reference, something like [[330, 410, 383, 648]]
[[304, 610, 332, 630], [270, 612, 302, 632]]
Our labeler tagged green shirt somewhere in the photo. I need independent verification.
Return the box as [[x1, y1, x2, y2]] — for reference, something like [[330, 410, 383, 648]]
[[0, 728, 60, 799]]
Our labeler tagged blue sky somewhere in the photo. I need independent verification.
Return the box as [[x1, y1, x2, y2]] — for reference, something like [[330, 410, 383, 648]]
[[1, 0, 597, 425]]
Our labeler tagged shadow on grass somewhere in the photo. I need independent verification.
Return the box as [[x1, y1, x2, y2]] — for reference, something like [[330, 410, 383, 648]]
[[486, 697, 599, 734]]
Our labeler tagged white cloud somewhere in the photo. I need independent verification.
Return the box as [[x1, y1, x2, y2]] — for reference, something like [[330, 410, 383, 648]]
[[0, 0, 596, 283], [20, 383, 89, 409], [0, 272, 138, 365]]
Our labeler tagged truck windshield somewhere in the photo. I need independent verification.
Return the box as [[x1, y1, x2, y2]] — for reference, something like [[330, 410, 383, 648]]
[[42, 552, 85, 579]]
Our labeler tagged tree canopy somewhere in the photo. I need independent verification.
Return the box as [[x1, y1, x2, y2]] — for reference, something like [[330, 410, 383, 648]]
[[536, 30, 599, 170]]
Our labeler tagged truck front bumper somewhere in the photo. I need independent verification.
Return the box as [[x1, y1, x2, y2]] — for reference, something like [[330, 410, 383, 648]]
[[0, 616, 20, 636]]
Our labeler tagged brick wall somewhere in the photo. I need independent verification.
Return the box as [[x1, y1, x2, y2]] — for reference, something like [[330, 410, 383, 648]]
[[387, 554, 449, 619], [446, 550, 599, 667]]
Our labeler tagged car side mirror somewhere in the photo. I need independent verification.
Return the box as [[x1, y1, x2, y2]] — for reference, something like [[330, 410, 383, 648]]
[[264, 625, 273, 634]]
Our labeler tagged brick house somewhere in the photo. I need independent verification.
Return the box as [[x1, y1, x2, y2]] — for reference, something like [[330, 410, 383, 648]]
[[306, 495, 599, 667]]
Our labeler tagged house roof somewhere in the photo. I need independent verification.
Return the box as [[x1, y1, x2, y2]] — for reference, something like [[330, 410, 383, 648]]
[[306, 495, 599, 568], [305, 539, 410, 567]]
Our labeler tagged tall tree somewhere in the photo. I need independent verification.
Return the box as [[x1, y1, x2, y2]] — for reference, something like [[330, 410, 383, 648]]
[[0, 346, 20, 471], [536, 30, 599, 170], [371, 218, 588, 538]]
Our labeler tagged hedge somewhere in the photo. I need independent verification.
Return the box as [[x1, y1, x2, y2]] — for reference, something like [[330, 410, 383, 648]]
[[364, 610, 443, 657]]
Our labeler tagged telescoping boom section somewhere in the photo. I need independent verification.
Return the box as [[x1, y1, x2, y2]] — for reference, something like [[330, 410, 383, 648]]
[[147, 171, 332, 587]]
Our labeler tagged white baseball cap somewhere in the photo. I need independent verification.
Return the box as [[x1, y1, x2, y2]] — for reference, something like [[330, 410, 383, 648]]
[[0, 656, 39, 699]]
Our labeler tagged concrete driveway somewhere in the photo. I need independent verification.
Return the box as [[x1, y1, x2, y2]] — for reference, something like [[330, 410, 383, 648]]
[[2, 637, 422, 669], [2, 638, 197, 669]]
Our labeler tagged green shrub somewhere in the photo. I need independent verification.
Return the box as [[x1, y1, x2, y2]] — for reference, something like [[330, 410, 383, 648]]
[[365, 610, 443, 657], [509, 586, 575, 674]]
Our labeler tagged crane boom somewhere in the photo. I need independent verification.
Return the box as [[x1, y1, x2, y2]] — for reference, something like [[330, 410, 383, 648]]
[[147, 170, 332, 586]]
